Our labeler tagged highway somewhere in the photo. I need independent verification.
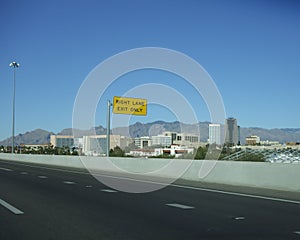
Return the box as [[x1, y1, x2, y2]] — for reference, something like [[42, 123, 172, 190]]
[[0, 158, 300, 240]]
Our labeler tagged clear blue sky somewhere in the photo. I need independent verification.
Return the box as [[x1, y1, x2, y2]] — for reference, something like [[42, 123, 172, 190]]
[[1, 0, 300, 140]]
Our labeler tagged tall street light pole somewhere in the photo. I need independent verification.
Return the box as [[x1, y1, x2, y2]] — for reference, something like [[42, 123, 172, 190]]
[[106, 100, 111, 157], [9, 61, 20, 154]]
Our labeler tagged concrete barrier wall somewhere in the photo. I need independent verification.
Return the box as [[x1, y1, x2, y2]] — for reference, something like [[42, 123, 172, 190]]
[[1, 153, 300, 192]]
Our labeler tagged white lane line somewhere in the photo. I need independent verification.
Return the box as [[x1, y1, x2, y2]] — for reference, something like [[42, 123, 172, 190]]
[[85, 185, 93, 188], [294, 231, 300, 235], [171, 184, 300, 205], [233, 216, 245, 220], [0, 167, 13, 171], [38, 175, 48, 179], [0, 199, 24, 215], [101, 189, 118, 193], [166, 203, 195, 210], [20, 172, 28, 175], [63, 181, 76, 185], [3, 161, 300, 205]]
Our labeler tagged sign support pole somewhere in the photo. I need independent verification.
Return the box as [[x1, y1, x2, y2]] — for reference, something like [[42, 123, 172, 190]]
[[106, 100, 111, 157]]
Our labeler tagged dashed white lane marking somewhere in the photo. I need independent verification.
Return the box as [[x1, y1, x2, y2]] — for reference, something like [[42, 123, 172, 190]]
[[20, 172, 28, 175], [0, 167, 12, 171], [85, 185, 93, 188], [294, 231, 300, 235], [0, 198, 24, 215], [101, 189, 118, 193], [166, 203, 195, 210], [38, 176, 48, 179], [3, 161, 300, 205], [233, 216, 245, 220], [63, 181, 76, 185]]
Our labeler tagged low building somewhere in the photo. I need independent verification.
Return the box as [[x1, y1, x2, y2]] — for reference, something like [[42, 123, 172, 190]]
[[259, 140, 280, 146], [50, 135, 74, 148], [134, 136, 151, 149], [82, 135, 106, 156], [128, 149, 159, 157], [246, 135, 260, 145], [129, 145, 194, 158], [82, 135, 131, 156], [151, 135, 172, 147], [162, 145, 194, 158], [173, 133, 200, 148], [19, 144, 49, 151], [164, 132, 200, 148]]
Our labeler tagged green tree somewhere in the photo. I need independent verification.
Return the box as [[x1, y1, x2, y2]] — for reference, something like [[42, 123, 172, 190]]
[[235, 153, 265, 162], [194, 146, 207, 160], [110, 146, 125, 157]]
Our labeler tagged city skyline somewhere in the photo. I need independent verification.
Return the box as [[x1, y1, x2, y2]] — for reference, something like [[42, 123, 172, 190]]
[[1, 1, 300, 141], [1, 118, 299, 148]]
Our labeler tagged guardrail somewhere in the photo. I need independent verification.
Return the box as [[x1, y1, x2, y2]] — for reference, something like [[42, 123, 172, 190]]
[[1, 153, 299, 192]]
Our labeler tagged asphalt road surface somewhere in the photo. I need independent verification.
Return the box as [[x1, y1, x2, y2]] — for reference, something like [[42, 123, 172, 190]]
[[0, 158, 300, 240]]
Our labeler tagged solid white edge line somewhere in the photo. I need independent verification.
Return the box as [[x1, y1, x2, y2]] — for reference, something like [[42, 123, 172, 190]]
[[171, 184, 300, 205], [0, 199, 24, 215], [1, 160, 300, 205]]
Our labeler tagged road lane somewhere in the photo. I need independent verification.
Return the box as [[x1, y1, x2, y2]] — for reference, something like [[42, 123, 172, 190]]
[[0, 158, 300, 240]]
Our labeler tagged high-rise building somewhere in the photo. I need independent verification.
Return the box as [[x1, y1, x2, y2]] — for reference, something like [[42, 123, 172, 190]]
[[208, 124, 221, 145], [225, 118, 239, 145]]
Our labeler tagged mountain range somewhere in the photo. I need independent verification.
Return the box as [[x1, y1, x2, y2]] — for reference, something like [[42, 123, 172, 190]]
[[0, 121, 299, 146]]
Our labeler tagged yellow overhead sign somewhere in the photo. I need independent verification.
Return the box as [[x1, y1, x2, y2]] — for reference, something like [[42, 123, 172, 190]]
[[113, 96, 147, 116]]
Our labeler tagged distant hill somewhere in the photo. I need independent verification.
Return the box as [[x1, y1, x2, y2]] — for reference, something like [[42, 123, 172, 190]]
[[58, 126, 106, 136], [0, 122, 299, 146], [0, 129, 53, 146], [240, 127, 300, 144]]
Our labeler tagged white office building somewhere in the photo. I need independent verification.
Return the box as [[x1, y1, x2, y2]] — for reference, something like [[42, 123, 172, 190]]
[[151, 135, 172, 147], [82, 135, 132, 156], [172, 133, 200, 148], [50, 135, 74, 148], [208, 124, 221, 145], [134, 136, 151, 149]]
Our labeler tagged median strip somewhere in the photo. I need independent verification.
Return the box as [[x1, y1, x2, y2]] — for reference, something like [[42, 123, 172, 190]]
[[0, 198, 24, 215]]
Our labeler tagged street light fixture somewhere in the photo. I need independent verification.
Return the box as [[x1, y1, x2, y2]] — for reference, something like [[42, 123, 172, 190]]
[[9, 61, 20, 154]]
